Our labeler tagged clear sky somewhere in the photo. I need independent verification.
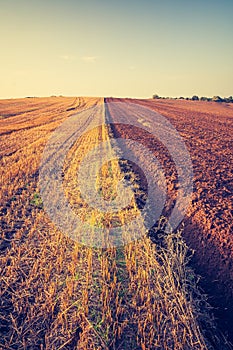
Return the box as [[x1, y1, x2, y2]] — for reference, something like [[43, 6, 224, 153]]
[[1, 0, 233, 99]]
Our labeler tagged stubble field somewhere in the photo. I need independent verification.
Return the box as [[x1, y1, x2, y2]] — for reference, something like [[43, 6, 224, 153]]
[[0, 96, 232, 350]]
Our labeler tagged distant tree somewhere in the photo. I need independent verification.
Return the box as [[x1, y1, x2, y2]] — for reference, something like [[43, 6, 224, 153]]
[[225, 96, 233, 103], [200, 96, 208, 101], [152, 94, 160, 99], [191, 95, 199, 101], [179, 97, 184, 99], [212, 96, 223, 102]]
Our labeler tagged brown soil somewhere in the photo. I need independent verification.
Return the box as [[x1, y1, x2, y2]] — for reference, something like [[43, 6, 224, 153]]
[[105, 97, 233, 342]]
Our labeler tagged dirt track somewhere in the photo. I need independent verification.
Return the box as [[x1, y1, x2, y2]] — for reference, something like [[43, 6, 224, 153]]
[[105, 97, 233, 340]]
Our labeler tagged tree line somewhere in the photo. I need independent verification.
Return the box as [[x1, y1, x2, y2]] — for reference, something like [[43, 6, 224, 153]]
[[152, 94, 233, 103]]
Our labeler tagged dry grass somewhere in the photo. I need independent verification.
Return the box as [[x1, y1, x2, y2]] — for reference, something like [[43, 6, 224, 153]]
[[0, 97, 229, 349]]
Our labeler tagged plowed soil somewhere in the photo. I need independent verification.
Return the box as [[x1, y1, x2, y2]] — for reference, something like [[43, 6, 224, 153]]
[[105, 97, 233, 341]]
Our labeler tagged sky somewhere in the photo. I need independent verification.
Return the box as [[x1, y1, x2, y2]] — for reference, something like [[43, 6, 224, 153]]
[[0, 0, 233, 99]]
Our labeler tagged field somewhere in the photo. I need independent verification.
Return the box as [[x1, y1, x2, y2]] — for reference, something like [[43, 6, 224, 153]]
[[0, 96, 233, 350], [106, 98, 233, 327]]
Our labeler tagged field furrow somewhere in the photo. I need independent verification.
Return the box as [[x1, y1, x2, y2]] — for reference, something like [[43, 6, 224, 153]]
[[105, 97, 233, 344]]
